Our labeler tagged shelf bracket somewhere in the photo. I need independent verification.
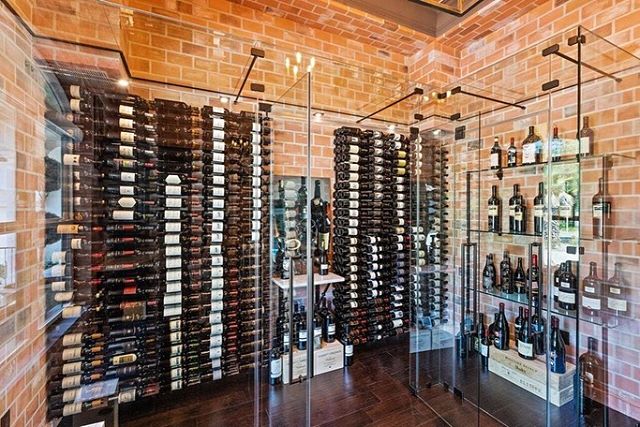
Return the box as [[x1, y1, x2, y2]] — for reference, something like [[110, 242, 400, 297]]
[[356, 87, 424, 124], [541, 43, 622, 83], [234, 47, 265, 104]]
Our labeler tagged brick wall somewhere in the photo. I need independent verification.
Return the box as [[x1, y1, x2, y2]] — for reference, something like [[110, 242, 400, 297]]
[[0, 2, 48, 426]]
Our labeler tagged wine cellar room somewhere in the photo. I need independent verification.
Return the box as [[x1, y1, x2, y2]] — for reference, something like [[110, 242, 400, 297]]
[[0, 0, 639, 426]]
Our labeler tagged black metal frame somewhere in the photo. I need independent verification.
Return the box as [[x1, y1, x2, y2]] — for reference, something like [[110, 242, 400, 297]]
[[234, 47, 266, 104], [355, 87, 424, 124]]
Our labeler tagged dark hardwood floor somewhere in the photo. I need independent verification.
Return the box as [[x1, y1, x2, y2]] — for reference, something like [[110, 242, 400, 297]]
[[119, 335, 458, 427]]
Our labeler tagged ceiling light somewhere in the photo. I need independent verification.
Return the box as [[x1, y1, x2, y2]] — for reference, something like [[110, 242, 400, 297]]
[[313, 112, 324, 122], [285, 57, 290, 71], [296, 52, 302, 64], [220, 96, 229, 104], [388, 124, 396, 132], [117, 79, 129, 88], [433, 129, 441, 136]]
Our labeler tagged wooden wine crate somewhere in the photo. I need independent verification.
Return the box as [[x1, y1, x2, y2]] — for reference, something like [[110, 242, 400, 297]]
[[282, 340, 344, 384], [488, 348, 575, 407]]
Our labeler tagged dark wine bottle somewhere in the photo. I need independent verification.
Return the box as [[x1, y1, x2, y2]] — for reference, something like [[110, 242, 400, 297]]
[[533, 182, 544, 236], [579, 337, 603, 415], [507, 137, 517, 167], [558, 260, 578, 311], [487, 185, 501, 232], [549, 316, 566, 374], [513, 257, 527, 294], [578, 116, 594, 157], [493, 302, 510, 350], [489, 137, 502, 170], [581, 261, 602, 320], [499, 251, 513, 294], [592, 177, 611, 239], [517, 308, 534, 360], [482, 254, 496, 290]]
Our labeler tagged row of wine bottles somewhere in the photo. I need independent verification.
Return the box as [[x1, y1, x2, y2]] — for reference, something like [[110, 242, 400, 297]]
[[332, 127, 411, 358], [480, 303, 605, 416], [45, 81, 272, 419], [487, 178, 611, 238], [483, 250, 630, 321], [489, 117, 594, 169]]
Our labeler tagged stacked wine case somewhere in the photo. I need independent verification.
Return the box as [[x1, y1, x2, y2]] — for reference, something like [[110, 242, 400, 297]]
[[46, 82, 272, 420]]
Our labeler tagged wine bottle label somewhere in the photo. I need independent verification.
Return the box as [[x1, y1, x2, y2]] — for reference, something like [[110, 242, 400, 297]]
[[164, 210, 181, 220], [166, 257, 182, 269], [558, 290, 576, 304], [211, 301, 223, 311], [69, 99, 81, 113], [169, 319, 181, 331], [119, 118, 134, 129], [119, 172, 135, 182], [166, 222, 181, 233], [166, 281, 181, 294], [559, 205, 572, 217], [210, 347, 222, 359], [508, 207, 516, 217], [579, 137, 591, 155], [69, 85, 81, 99], [121, 131, 135, 143], [213, 164, 225, 174], [165, 185, 181, 195], [211, 278, 224, 289], [62, 333, 82, 347], [165, 246, 181, 258], [345, 344, 354, 356], [213, 129, 225, 140], [171, 345, 182, 356], [166, 197, 182, 208], [62, 361, 82, 375], [480, 343, 489, 357], [57, 224, 80, 234], [51, 251, 66, 264], [607, 296, 627, 311], [171, 368, 182, 380], [63, 154, 81, 166], [211, 289, 223, 301], [488, 206, 498, 217], [210, 210, 224, 221], [113, 210, 134, 221], [212, 118, 225, 129], [211, 233, 223, 243], [210, 312, 222, 324], [209, 245, 222, 256], [517, 340, 533, 357], [210, 187, 225, 197], [534, 204, 544, 217], [119, 105, 134, 116], [212, 152, 225, 163], [490, 153, 500, 168], [63, 389, 78, 403], [210, 199, 224, 209], [213, 141, 225, 152], [581, 294, 601, 310], [169, 332, 182, 342], [211, 255, 223, 266], [62, 306, 82, 319], [210, 335, 223, 347], [514, 212, 523, 221], [210, 324, 223, 335], [62, 375, 81, 389], [211, 267, 224, 277], [70, 238, 85, 250], [171, 381, 182, 391], [209, 222, 223, 233], [166, 269, 181, 281], [54, 291, 74, 302], [251, 133, 261, 144], [327, 325, 336, 335]]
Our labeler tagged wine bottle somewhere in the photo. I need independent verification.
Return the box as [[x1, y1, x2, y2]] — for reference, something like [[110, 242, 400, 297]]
[[489, 137, 502, 170], [493, 302, 510, 350], [506, 137, 517, 167], [514, 306, 524, 334], [533, 182, 544, 236], [592, 178, 611, 239], [269, 345, 282, 385], [552, 263, 564, 307], [513, 257, 527, 294], [499, 251, 513, 294], [487, 185, 501, 232], [517, 308, 534, 360], [558, 260, 578, 311], [478, 313, 490, 369], [527, 254, 541, 302], [482, 254, 496, 290], [522, 126, 542, 165], [582, 261, 602, 319], [549, 316, 566, 374], [513, 185, 526, 234], [550, 124, 563, 161], [579, 337, 603, 415], [578, 116, 594, 157], [606, 262, 628, 319]]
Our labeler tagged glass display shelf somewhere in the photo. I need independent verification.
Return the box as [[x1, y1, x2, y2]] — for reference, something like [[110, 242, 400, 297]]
[[271, 272, 345, 290], [469, 229, 543, 239]]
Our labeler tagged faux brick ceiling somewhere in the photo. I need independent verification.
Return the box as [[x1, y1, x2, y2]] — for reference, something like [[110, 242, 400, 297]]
[[231, 0, 550, 55]]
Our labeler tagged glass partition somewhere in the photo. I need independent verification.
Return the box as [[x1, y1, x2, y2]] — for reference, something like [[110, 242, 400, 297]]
[[410, 25, 640, 427]]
